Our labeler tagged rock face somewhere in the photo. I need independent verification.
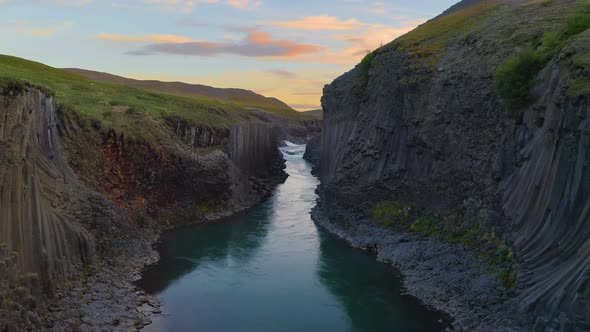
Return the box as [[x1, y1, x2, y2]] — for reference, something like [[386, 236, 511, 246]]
[[315, 0, 590, 330], [0, 85, 149, 331], [229, 123, 282, 177], [303, 134, 321, 176], [168, 117, 230, 148], [0, 84, 292, 330], [0, 87, 95, 292]]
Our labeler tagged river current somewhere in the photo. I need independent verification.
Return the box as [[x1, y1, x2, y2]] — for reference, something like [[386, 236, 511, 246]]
[[137, 143, 445, 332]]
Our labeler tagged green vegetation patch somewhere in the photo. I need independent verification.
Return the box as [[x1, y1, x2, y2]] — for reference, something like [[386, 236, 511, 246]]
[[359, 52, 376, 84], [494, 0, 590, 108], [493, 48, 545, 109], [567, 77, 590, 97], [369, 200, 520, 290], [396, 1, 499, 70], [371, 200, 411, 227]]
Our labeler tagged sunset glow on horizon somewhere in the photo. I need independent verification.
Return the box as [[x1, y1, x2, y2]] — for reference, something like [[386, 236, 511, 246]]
[[0, 0, 457, 110]]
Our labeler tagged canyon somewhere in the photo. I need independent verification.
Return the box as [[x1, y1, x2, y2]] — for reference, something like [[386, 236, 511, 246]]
[[2, 0, 590, 331]]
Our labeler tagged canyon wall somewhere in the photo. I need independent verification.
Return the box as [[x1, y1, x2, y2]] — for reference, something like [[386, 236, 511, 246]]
[[0, 84, 291, 330], [315, 1, 590, 330], [0, 88, 95, 292], [229, 123, 282, 177], [167, 117, 229, 148], [0, 86, 143, 330]]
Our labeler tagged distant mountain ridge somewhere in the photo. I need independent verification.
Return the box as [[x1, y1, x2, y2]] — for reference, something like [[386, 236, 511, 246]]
[[64, 68, 293, 111], [302, 109, 322, 118]]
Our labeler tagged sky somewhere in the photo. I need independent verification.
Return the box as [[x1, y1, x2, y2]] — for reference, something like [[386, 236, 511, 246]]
[[0, 0, 458, 110]]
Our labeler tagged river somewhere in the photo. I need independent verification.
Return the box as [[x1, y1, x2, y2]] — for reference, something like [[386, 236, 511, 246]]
[[137, 143, 446, 332]]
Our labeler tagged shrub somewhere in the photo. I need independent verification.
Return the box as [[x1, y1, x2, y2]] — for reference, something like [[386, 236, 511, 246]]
[[493, 47, 545, 109], [495, 0, 590, 109], [564, 1, 590, 38]]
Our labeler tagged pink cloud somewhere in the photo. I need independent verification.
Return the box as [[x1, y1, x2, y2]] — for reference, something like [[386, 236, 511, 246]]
[[121, 29, 325, 58], [267, 16, 364, 31]]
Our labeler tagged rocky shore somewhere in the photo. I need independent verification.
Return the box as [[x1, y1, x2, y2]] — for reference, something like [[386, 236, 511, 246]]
[[310, 201, 524, 332]]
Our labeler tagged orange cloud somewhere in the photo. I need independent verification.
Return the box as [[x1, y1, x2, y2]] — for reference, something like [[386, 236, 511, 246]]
[[246, 31, 325, 56], [2, 21, 73, 36], [122, 29, 326, 58], [226, 0, 261, 10], [267, 15, 364, 31], [286, 21, 425, 65], [143, 0, 196, 13], [96, 33, 196, 43], [137, 0, 257, 12]]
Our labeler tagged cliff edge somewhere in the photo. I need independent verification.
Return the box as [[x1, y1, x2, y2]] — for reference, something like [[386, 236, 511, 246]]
[[314, 0, 590, 330]]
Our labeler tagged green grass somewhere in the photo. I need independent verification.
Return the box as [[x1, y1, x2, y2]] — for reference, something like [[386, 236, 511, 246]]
[[394, 1, 499, 70], [370, 200, 411, 227], [353, 2, 499, 83], [398, 1, 497, 48], [0, 55, 308, 142], [494, 0, 590, 108], [563, 1, 590, 38], [359, 52, 375, 84], [369, 200, 520, 290]]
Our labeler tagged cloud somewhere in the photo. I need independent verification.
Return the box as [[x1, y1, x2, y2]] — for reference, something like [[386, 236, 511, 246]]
[[0, 21, 73, 36], [123, 29, 325, 57], [316, 23, 421, 64], [111, 0, 257, 13], [226, 0, 261, 10], [141, 0, 197, 13], [267, 15, 364, 31], [96, 33, 196, 43], [261, 15, 425, 65]]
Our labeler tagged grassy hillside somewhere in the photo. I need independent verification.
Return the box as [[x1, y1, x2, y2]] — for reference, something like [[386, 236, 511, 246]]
[[64, 68, 295, 114], [0, 55, 308, 141], [359, 0, 588, 104]]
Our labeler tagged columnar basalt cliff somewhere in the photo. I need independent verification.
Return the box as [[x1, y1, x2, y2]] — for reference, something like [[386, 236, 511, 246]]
[[0, 82, 292, 330], [167, 117, 230, 148], [312, 0, 590, 330], [229, 123, 282, 177], [0, 86, 151, 330]]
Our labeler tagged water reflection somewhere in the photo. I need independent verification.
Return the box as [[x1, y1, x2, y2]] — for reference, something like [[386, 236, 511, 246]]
[[317, 231, 446, 332], [137, 205, 273, 294], [137, 144, 446, 332]]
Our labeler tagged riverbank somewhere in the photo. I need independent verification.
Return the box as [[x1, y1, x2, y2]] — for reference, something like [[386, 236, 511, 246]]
[[310, 200, 525, 332], [134, 144, 448, 332], [39, 182, 294, 331]]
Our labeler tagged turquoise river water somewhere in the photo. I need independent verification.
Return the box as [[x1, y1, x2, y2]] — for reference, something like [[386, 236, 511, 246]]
[[137, 144, 447, 332]]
